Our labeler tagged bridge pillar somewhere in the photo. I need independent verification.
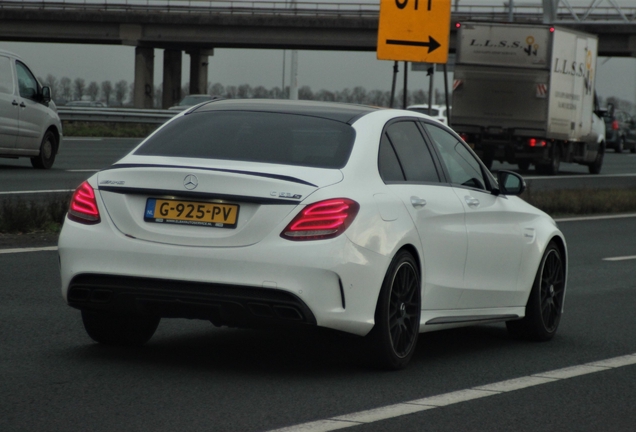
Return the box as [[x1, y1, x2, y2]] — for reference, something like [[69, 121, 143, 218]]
[[187, 49, 213, 95], [134, 46, 154, 109], [162, 49, 182, 109]]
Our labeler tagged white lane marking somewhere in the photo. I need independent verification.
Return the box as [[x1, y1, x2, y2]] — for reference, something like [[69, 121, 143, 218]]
[[66, 169, 99, 172], [267, 353, 636, 432], [603, 255, 636, 262], [555, 213, 636, 223], [0, 189, 74, 195], [64, 137, 103, 141], [0, 246, 58, 254]]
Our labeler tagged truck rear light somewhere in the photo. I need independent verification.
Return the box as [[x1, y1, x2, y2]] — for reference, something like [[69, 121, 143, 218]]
[[612, 120, 619, 130], [68, 181, 101, 224], [528, 138, 547, 147], [281, 198, 359, 241], [459, 133, 469, 142]]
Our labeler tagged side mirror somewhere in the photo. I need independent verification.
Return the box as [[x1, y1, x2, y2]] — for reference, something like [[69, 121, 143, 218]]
[[497, 170, 526, 196], [41, 86, 51, 103]]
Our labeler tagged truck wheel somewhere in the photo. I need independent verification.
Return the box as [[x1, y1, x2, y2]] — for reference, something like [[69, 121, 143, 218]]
[[615, 137, 624, 153], [588, 143, 604, 174], [537, 146, 560, 175]]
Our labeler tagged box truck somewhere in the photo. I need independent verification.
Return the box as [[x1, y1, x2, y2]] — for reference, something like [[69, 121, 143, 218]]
[[451, 23, 605, 174]]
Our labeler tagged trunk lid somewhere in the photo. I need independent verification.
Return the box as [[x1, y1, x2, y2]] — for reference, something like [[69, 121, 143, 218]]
[[96, 158, 342, 247]]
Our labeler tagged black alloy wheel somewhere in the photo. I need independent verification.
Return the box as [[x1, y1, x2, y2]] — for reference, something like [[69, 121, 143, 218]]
[[368, 251, 421, 370], [507, 241, 565, 341]]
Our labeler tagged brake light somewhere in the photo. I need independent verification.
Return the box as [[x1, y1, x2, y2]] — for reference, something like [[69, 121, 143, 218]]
[[68, 181, 100, 224], [459, 133, 469, 142], [612, 120, 619, 130], [281, 198, 359, 241], [528, 138, 547, 147]]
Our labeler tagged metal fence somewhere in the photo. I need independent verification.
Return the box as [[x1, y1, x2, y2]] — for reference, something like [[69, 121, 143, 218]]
[[58, 107, 177, 124]]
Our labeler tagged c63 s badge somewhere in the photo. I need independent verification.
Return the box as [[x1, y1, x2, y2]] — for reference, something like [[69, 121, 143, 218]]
[[100, 180, 125, 185], [270, 191, 302, 199]]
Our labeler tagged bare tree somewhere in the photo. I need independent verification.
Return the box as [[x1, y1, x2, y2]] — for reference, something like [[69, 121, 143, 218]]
[[268, 87, 284, 99], [154, 84, 162, 109], [315, 89, 336, 102], [209, 82, 225, 97], [225, 85, 238, 99], [73, 77, 86, 100], [128, 82, 135, 105], [87, 81, 99, 101], [351, 86, 367, 104], [101, 81, 113, 106], [252, 85, 269, 99], [114, 80, 128, 106], [60, 77, 72, 101], [298, 85, 314, 100], [237, 84, 253, 99], [44, 74, 58, 98]]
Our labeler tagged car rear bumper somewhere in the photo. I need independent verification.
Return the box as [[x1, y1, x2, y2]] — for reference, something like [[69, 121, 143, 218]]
[[58, 216, 388, 336]]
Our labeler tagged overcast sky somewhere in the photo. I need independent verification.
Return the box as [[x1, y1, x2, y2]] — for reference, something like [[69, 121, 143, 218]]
[[1, 0, 635, 104]]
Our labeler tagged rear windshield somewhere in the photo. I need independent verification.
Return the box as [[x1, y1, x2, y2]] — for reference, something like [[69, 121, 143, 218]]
[[135, 111, 356, 169]]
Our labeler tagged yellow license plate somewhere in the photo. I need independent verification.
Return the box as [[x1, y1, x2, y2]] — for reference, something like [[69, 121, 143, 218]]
[[144, 198, 239, 228]]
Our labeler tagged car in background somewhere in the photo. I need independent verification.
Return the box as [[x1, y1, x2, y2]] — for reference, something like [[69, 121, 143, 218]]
[[407, 104, 450, 125], [602, 105, 636, 153], [59, 99, 567, 370], [0, 49, 62, 169], [168, 94, 216, 111], [65, 100, 107, 108]]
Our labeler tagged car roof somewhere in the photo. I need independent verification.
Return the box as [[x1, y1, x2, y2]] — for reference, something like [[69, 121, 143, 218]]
[[0, 49, 23, 61], [191, 99, 379, 124]]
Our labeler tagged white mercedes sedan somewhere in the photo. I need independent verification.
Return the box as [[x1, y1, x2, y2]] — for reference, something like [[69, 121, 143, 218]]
[[58, 99, 567, 370]]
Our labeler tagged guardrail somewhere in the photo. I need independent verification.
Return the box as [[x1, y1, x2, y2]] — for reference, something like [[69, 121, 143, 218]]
[[58, 107, 177, 124]]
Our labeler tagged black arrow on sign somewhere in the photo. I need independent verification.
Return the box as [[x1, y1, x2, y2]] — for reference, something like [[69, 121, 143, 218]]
[[386, 36, 441, 53]]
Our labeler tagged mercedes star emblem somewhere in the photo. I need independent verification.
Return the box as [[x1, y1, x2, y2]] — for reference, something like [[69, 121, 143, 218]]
[[183, 174, 198, 190]]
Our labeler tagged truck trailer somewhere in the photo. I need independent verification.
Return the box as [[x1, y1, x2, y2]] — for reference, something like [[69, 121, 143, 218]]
[[452, 22, 605, 175]]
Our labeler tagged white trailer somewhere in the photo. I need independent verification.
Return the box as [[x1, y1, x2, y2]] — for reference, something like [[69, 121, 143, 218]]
[[452, 23, 605, 174]]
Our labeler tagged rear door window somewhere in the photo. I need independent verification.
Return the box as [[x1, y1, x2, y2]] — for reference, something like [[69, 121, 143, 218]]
[[381, 121, 440, 183]]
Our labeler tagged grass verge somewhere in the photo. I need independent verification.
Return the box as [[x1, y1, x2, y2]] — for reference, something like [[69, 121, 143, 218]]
[[521, 188, 636, 217], [1, 188, 635, 236], [0, 195, 70, 234]]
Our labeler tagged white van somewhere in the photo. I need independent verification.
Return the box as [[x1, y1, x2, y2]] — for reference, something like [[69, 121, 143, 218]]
[[0, 49, 63, 169]]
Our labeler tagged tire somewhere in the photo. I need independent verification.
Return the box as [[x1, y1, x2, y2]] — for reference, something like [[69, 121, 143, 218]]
[[615, 136, 624, 153], [81, 310, 160, 346], [506, 241, 565, 341], [517, 161, 530, 171], [30, 130, 57, 169], [367, 250, 421, 370], [536, 145, 560, 175], [588, 143, 604, 174]]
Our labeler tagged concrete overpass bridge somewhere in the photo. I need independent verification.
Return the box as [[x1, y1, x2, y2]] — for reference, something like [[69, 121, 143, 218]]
[[1, 0, 635, 108]]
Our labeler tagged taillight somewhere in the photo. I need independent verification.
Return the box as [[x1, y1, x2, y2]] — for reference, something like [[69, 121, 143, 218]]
[[528, 138, 547, 147], [68, 181, 100, 224], [281, 198, 359, 241], [612, 120, 619, 130]]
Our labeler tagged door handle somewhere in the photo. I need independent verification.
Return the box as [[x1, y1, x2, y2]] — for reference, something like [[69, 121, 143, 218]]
[[19, 102, 26, 108], [12, 100, 19, 106], [464, 196, 480, 208], [410, 197, 427, 208]]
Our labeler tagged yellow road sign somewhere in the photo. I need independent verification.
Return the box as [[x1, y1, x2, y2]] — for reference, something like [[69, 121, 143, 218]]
[[377, 0, 451, 64]]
